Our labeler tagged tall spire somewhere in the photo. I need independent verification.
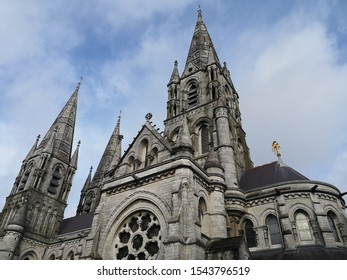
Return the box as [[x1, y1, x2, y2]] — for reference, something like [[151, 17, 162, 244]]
[[92, 112, 123, 185], [182, 8, 221, 77], [38, 81, 80, 164], [23, 134, 40, 162], [70, 140, 81, 170], [108, 113, 123, 171]]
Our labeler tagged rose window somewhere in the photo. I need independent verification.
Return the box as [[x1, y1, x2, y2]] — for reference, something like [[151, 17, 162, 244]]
[[114, 211, 161, 260]]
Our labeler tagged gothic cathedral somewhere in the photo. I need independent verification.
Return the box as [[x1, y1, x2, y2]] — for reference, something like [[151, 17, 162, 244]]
[[1, 11, 347, 260]]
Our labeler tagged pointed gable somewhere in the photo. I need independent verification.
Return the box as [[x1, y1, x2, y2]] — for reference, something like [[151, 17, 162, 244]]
[[111, 115, 172, 178]]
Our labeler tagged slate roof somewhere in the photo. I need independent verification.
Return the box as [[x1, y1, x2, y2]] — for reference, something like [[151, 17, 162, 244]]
[[59, 212, 94, 235], [239, 158, 309, 192]]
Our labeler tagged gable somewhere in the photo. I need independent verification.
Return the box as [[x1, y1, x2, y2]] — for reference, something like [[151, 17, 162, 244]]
[[110, 121, 172, 177]]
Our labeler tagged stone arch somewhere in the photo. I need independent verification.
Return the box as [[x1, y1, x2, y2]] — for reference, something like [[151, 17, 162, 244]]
[[288, 203, 315, 221], [185, 79, 199, 107], [198, 195, 208, 236], [20, 249, 39, 260], [169, 126, 181, 144], [63, 247, 78, 260], [259, 207, 277, 225], [100, 191, 171, 259], [191, 117, 213, 155]]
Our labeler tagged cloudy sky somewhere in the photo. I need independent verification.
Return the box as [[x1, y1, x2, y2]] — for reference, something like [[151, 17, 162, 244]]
[[1, 0, 346, 218]]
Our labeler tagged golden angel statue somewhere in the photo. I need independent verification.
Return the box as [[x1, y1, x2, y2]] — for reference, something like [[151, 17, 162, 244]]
[[272, 141, 281, 157]]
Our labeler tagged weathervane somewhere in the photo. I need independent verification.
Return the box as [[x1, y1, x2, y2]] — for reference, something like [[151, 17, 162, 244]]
[[272, 141, 281, 157]]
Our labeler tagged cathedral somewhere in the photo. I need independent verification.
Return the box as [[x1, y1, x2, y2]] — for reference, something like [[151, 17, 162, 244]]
[[1, 10, 347, 260]]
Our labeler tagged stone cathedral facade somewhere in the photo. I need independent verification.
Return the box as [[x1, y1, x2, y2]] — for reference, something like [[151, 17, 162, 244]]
[[1, 11, 347, 260]]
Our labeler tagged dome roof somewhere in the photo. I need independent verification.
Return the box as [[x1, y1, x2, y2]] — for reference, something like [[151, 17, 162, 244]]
[[239, 158, 309, 192]]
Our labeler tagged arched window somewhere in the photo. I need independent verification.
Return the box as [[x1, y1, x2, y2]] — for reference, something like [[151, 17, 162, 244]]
[[149, 147, 159, 165], [21, 251, 38, 260], [66, 251, 74, 260], [47, 167, 62, 194], [266, 215, 282, 245], [18, 163, 33, 191], [327, 211, 341, 242], [200, 124, 209, 154], [128, 156, 135, 172], [244, 219, 257, 248], [188, 82, 198, 107], [295, 211, 313, 241], [198, 197, 208, 236], [49, 254, 56, 260], [140, 139, 149, 167], [84, 192, 94, 213]]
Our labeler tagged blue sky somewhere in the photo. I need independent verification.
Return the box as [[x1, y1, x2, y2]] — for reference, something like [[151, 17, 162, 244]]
[[1, 0, 347, 218]]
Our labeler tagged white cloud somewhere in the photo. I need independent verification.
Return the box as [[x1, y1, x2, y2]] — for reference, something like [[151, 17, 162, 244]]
[[236, 13, 347, 194], [1, 1, 347, 218]]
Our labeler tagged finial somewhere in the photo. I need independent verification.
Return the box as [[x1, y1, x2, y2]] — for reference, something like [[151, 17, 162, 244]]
[[118, 110, 122, 122], [174, 60, 178, 67], [89, 166, 93, 173], [198, 5, 202, 16], [36, 134, 41, 142], [77, 140, 81, 148], [272, 141, 281, 157], [145, 112, 153, 121]]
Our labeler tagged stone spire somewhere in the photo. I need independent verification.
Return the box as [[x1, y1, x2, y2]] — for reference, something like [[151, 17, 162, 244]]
[[168, 60, 180, 86], [92, 113, 123, 185], [23, 135, 40, 163], [182, 8, 221, 77], [76, 166, 93, 215], [38, 82, 79, 164], [70, 140, 81, 170]]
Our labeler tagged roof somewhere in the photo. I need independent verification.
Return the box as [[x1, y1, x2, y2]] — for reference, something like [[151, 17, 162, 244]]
[[239, 158, 309, 192], [59, 212, 94, 235]]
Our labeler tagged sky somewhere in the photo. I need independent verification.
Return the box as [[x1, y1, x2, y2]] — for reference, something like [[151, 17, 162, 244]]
[[0, 0, 347, 218]]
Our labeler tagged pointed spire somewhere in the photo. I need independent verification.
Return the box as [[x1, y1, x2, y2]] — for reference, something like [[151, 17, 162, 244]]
[[70, 140, 81, 169], [38, 81, 79, 164], [92, 113, 123, 184], [168, 60, 180, 86], [23, 134, 40, 162], [108, 114, 123, 171], [82, 166, 93, 192], [182, 8, 221, 76]]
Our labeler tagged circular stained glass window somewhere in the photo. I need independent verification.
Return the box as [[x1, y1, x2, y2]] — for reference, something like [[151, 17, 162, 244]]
[[114, 211, 161, 260]]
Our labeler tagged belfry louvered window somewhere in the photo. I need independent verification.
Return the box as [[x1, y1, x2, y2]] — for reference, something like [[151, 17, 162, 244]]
[[200, 124, 209, 154], [187, 83, 198, 107]]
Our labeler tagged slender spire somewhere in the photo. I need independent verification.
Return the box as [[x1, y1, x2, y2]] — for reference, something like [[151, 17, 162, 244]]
[[23, 134, 40, 162], [168, 60, 180, 86], [70, 140, 81, 169], [82, 166, 93, 193], [38, 82, 79, 164], [92, 113, 123, 185], [108, 114, 123, 171], [182, 8, 221, 77]]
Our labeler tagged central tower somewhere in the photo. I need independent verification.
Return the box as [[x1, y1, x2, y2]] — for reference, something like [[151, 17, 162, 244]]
[[164, 10, 253, 188]]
